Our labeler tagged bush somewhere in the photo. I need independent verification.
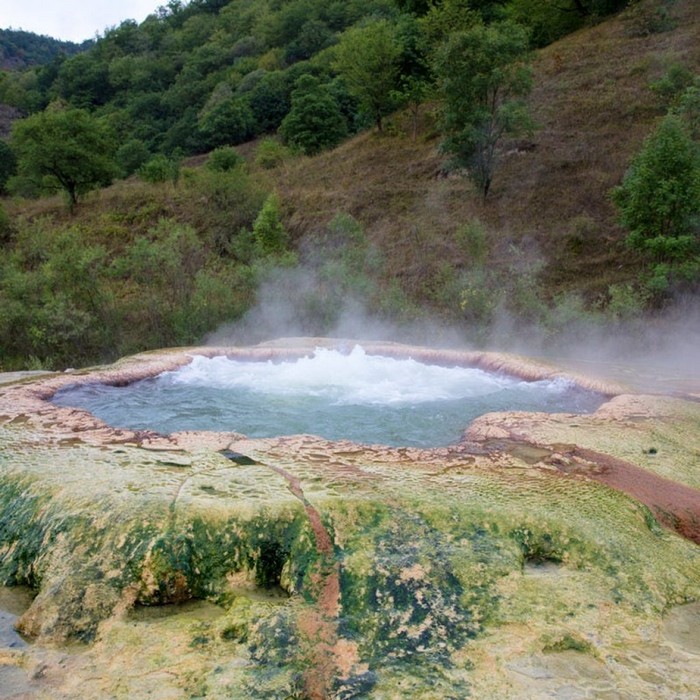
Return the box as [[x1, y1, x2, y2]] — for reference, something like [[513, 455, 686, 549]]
[[252, 193, 289, 256], [109, 219, 254, 349], [206, 146, 244, 172], [650, 62, 695, 108], [605, 283, 648, 320], [138, 154, 180, 183], [116, 138, 151, 177], [624, 1, 675, 38], [185, 167, 266, 255], [0, 225, 114, 368], [455, 219, 488, 264], [254, 138, 293, 170], [198, 97, 256, 149]]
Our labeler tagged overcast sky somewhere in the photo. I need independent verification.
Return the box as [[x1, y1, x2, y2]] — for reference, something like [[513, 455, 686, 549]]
[[0, 0, 165, 43]]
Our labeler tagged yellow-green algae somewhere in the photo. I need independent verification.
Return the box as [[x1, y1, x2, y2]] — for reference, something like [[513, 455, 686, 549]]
[[0, 341, 698, 699]]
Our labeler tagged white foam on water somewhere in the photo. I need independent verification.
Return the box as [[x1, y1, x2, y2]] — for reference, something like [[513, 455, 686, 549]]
[[167, 345, 571, 405]]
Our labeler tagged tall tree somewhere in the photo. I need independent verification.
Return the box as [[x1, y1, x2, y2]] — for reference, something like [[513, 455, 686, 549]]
[[279, 74, 347, 154], [435, 20, 533, 199], [10, 105, 117, 209], [612, 115, 700, 272], [333, 19, 401, 133]]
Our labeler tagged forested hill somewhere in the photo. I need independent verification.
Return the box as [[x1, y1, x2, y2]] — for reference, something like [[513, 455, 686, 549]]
[[0, 0, 636, 153], [0, 29, 88, 70], [0, 0, 699, 371]]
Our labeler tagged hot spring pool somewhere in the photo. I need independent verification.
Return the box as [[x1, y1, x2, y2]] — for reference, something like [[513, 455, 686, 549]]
[[52, 346, 604, 447]]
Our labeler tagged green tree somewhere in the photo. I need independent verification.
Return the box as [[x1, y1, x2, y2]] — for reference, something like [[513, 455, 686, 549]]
[[253, 193, 289, 256], [53, 52, 113, 108], [0, 140, 17, 194], [198, 91, 256, 148], [612, 115, 700, 282], [248, 70, 293, 133], [505, 0, 628, 46], [435, 20, 533, 199], [279, 74, 347, 154], [333, 19, 401, 133], [138, 153, 181, 184], [420, 0, 480, 42], [10, 106, 117, 209], [677, 82, 700, 141], [206, 145, 244, 172], [115, 138, 151, 177]]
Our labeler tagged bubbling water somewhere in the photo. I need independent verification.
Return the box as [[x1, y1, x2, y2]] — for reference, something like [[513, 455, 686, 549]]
[[52, 346, 604, 447]]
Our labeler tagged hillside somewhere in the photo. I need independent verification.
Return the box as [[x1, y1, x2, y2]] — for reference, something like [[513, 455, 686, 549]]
[[1, 0, 699, 370], [273, 0, 700, 304]]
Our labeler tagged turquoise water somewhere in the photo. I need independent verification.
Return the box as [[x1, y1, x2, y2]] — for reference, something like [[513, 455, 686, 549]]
[[52, 346, 604, 447]]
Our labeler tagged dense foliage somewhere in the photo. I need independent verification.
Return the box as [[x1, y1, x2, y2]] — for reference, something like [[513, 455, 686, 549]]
[[0, 0, 633, 163], [0, 29, 89, 70]]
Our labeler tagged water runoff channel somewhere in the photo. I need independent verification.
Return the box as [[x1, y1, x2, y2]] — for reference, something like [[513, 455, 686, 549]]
[[52, 345, 604, 448]]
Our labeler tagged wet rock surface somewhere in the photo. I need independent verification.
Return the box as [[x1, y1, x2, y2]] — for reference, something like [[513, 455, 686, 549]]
[[0, 339, 698, 698], [663, 602, 700, 655]]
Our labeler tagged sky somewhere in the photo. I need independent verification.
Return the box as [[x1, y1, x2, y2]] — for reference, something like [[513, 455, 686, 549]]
[[0, 0, 165, 43]]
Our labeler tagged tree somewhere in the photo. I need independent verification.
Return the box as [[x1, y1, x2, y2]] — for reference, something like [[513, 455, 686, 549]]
[[677, 82, 700, 141], [333, 19, 401, 133], [249, 70, 293, 133], [198, 95, 256, 148], [10, 106, 117, 209], [420, 0, 480, 42], [279, 75, 347, 154], [53, 53, 113, 108], [0, 140, 17, 194], [253, 193, 289, 256], [435, 20, 533, 199], [206, 145, 244, 172], [505, 0, 628, 46], [612, 115, 700, 278]]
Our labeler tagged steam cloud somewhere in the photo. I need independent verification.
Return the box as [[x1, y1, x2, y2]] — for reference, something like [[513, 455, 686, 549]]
[[205, 262, 700, 394]]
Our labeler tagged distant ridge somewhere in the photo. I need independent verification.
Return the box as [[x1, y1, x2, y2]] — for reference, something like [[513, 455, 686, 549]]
[[0, 28, 90, 70]]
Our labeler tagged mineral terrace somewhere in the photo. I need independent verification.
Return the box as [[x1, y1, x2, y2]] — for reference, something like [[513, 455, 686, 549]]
[[0, 339, 698, 699]]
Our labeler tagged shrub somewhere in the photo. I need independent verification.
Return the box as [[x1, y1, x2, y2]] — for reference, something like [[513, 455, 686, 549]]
[[205, 146, 244, 172], [605, 283, 648, 320], [138, 154, 180, 184], [198, 97, 256, 149], [252, 193, 289, 256], [677, 82, 700, 140], [0, 225, 113, 368], [254, 138, 293, 170], [624, 1, 675, 38], [186, 167, 266, 255], [115, 138, 151, 177], [650, 62, 695, 108], [455, 219, 487, 264]]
